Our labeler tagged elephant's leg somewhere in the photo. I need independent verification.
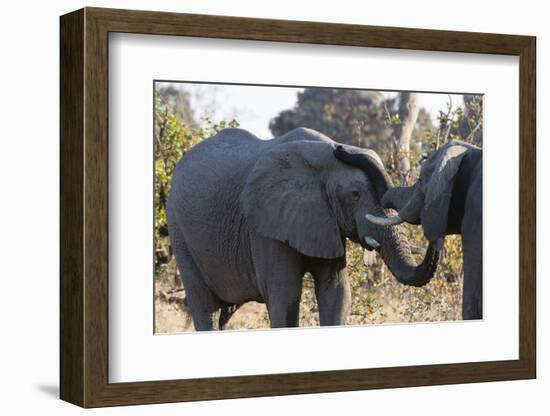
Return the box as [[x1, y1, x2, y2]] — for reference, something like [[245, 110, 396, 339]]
[[461, 206, 482, 320], [310, 258, 350, 326], [169, 225, 221, 331], [250, 233, 303, 328], [462, 248, 482, 320]]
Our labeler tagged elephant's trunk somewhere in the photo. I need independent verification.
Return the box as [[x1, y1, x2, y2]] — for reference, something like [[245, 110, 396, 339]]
[[377, 225, 439, 287]]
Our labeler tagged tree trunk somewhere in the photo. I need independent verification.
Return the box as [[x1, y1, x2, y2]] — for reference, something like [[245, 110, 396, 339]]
[[394, 92, 420, 181]]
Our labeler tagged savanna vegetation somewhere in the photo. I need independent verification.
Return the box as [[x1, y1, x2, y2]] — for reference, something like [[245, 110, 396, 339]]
[[154, 84, 482, 333]]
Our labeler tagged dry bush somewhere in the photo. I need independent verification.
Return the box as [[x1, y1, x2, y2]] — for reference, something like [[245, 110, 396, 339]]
[[154, 230, 463, 333]]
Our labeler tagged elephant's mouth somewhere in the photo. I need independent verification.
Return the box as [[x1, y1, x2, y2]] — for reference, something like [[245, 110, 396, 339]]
[[362, 236, 381, 252]]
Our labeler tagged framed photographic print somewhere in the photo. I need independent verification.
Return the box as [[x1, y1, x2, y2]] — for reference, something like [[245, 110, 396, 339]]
[[60, 7, 536, 408]]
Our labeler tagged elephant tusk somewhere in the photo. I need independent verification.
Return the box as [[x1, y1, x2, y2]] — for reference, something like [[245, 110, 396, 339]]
[[364, 236, 381, 249], [365, 213, 404, 226]]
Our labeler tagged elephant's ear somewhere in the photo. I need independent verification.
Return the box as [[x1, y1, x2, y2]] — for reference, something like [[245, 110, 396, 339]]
[[422, 143, 468, 241], [241, 141, 345, 259]]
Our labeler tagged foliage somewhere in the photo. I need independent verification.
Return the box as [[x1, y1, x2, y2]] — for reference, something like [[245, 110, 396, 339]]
[[269, 88, 391, 148], [156, 84, 196, 127], [421, 95, 483, 154], [269, 88, 434, 163], [453, 95, 483, 146]]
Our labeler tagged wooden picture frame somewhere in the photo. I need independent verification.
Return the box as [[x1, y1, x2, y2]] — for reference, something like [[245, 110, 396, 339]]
[[60, 7, 536, 408]]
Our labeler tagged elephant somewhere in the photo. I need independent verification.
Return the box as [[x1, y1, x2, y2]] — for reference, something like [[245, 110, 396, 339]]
[[334, 141, 482, 320], [166, 127, 439, 330]]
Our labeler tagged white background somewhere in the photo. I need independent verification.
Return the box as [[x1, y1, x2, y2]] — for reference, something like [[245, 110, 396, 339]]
[[0, 0, 546, 414], [110, 34, 519, 382]]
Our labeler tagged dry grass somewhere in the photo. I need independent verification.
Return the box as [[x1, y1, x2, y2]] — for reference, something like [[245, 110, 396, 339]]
[[154, 233, 463, 333]]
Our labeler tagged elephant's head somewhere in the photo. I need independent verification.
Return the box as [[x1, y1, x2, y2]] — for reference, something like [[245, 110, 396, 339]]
[[360, 141, 476, 244], [240, 132, 439, 287]]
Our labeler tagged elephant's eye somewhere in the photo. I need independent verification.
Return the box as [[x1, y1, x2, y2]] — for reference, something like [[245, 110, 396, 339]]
[[351, 190, 360, 200]]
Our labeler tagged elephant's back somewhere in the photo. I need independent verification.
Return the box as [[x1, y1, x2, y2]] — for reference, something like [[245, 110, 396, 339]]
[[170, 128, 263, 204]]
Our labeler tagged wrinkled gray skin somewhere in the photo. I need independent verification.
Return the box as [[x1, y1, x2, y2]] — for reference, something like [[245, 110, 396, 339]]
[[167, 128, 438, 330], [336, 141, 482, 320]]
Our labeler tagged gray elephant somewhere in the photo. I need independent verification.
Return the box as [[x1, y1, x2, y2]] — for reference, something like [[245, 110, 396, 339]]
[[335, 141, 482, 320], [167, 127, 439, 330]]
